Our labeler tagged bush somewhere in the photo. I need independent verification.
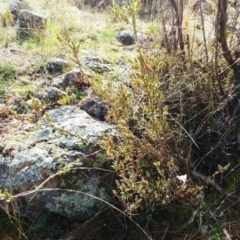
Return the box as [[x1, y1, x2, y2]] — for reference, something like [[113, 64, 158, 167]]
[[93, 0, 240, 238]]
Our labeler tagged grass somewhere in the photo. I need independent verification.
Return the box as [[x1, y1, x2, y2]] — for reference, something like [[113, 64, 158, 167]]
[[0, 63, 16, 82], [0, 63, 17, 95]]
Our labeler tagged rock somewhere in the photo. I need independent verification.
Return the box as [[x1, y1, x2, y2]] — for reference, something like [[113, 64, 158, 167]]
[[0, 106, 117, 220], [116, 30, 135, 45], [9, 0, 29, 21], [88, 0, 129, 8], [52, 69, 90, 89], [34, 87, 65, 102], [47, 58, 68, 73], [116, 30, 148, 46], [80, 56, 111, 73], [79, 95, 108, 120], [189, 0, 213, 14], [16, 10, 46, 36]]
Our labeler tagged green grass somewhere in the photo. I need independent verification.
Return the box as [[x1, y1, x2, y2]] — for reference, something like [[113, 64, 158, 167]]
[[0, 63, 16, 82]]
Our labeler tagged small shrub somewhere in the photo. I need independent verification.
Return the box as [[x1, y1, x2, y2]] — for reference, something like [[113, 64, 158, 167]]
[[0, 8, 15, 27], [0, 64, 16, 82]]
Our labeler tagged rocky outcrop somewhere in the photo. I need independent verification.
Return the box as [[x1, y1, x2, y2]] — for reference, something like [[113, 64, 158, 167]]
[[0, 106, 117, 220], [0, 41, 127, 226]]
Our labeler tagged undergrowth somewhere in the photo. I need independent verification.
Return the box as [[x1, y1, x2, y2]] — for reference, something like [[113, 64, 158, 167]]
[[92, 0, 240, 239]]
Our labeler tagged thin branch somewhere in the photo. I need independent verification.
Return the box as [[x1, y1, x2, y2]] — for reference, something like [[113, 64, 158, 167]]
[[199, 0, 208, 63], [218, 0, 234, 65], [169, 0, 185, 58], [215, 0, 225, 95]]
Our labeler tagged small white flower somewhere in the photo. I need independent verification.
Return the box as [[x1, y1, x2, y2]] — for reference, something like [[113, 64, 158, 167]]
[[177, 174, 187, 183]]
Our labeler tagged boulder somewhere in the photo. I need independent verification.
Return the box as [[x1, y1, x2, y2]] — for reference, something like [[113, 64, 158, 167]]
[[47, 58, 68, 74], [88, 0, 130, 8], [0, 106, 117, 220], [116, 30, 148, 46], [52, 69, 90, 89], [116, 30, 135, 45], [80, 56, 111, 73], [34, 87, 65, 102], [9, 0, 29, 21], [16, 10, 46, 36], [79, 95, 108, 120]]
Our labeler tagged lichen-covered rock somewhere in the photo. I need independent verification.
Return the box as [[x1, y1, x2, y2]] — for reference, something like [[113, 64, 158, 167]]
[[47, 58, 68, 73], [52, 69, 90, 89], [45, 183, 109, 220], [34, 87, 65, 102], [116, 30, 147, 46], [116, 30, 135, 46], [0, 106, 117, 220], [88, 0, 129, 8], [80, 56, 111, 73], [16, 10, 46, 36]]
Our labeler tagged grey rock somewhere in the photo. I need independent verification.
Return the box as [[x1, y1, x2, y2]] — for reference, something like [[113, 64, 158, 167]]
[[116, 30, 148, 46], [0, 106, 117, 220], [79, 95, 108, 120], [88, 0, 129, 8], [52, 69, 90, 89], [45, 187, 109, 220], [9, 0, 29, 21], [34, 87, 65, 102], [80, 56, 111, 73], [17, 10, 46, 36], [116, 30, 135, 45], [47, 58, 68, 73]]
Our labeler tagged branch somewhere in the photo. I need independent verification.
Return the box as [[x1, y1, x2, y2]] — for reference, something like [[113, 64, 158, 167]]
[[218, 0, 234, 65], [169, 0, 185, 58], [218, 0, 240, 85]]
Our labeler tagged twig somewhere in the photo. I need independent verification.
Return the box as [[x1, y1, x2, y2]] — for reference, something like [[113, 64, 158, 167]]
[[199, 0, 208, 63], [168, 113, 199, 149], [215, 0, 225, 96]]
